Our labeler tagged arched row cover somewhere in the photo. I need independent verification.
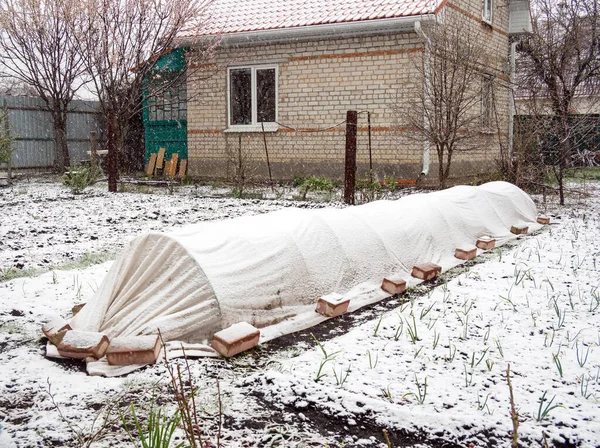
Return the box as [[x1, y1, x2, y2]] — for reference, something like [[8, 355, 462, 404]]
[[66, 182, 541, 375]]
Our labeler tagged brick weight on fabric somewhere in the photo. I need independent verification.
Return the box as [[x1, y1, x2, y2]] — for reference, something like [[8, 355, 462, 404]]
[[65, 182, 543, 376]]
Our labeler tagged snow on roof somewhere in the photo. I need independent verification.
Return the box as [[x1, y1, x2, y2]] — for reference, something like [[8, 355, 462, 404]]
[[180, 0, 441, 38]]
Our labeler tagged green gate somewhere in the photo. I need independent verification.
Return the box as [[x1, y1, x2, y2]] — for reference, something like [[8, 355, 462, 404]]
[[143, 48, 187, 164]]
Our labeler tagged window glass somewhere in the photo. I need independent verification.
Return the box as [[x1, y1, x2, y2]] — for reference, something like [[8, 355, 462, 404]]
[[230, 68, 252, 125], [149, 96, 157, 121], [257, 68, 276, 123], [147, 72, 187, 122], [179, 92, 187, 120], [483, 0, 492, 22]]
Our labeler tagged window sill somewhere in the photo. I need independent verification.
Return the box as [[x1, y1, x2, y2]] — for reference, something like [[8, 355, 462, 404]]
[[224, 123, 279, 133]]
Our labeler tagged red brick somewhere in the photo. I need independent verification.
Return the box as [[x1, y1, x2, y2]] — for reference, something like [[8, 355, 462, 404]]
[[454, 246, 477, 260], [56, 331, 110, 359], [211, 322, 260, 358], [476, 236, 496, 250], [106, 335, 162, 366], [510, 224, 529, 235], [411, 263, 442, 281], [537, 215, 550, 225], [71, 303, 85, 316], [315, 293, 350, 317], [42, 317, 72, 344], [381, 277, 407, 295]]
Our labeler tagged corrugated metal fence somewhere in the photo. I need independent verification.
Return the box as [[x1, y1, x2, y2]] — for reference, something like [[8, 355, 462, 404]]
[[1, 96, 101, 169]]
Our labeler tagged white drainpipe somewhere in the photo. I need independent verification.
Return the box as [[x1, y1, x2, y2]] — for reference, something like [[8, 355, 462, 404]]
[[414, 20, 431, 176], [180, 14, 438, 175], [508, 41, 517, 161]]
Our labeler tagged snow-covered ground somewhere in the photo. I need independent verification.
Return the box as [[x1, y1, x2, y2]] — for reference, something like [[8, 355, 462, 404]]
[[0, 178, 599, 447], [0, 178, 348, 274]]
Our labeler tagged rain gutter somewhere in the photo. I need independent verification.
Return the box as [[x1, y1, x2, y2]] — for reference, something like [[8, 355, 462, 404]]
[[178, 14, 436, 47]]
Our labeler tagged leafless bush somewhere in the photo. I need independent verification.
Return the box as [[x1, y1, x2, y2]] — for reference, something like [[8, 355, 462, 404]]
[[516, 0, 600, 204]]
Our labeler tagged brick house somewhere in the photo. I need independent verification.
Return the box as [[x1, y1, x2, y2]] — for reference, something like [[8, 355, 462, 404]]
[[166, 0, 532, 183]]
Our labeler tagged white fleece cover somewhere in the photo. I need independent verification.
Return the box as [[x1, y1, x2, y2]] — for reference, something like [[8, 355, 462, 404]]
[[58, 181, 541, 376]]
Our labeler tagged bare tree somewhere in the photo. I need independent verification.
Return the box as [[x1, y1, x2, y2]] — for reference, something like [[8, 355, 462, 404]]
[[0, 0, 87, 171], [517, 0, 600, 204], [0, 78, 38, 97], [76, 0, 212, 192], [401, 21, 492, 188]]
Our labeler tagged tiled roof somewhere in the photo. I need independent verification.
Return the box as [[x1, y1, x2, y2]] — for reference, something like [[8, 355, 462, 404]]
[[181, 0, 441, 37]]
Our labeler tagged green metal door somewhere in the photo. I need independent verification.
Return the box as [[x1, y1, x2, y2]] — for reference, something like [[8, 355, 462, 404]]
[[144, 116, 187, 163], [143, 49, 188, 164]]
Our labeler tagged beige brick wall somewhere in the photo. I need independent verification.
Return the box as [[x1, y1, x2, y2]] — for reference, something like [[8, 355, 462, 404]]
[[437, 0, 512, 177], [186, 0, 512, 184]]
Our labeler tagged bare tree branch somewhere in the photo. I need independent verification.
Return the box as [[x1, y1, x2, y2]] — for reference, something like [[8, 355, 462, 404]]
[[0, 0, 88, 170], [399, 20, 492, 188], [516, 0, 600, 204], [75, 0, 215, 191]]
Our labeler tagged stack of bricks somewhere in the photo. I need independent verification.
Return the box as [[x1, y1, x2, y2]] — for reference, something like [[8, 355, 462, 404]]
[[106, 335, 162, 365], [537, 215, 550, 225], [411, 263, 442, 281], [381, 277, 407, 295], [43, 318, 165, 366], [315, 293, 351, 318], [476, 236, 496, 250], [510, 224, 529, 235], [211, 322, 260, 358], [55, 331, 110, 359], [42, 317, 72, 345], [455, 246, 477, 260]]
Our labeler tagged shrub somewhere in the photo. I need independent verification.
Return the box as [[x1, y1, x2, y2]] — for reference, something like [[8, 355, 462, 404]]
[[298, 176, 335, 192], [356, 174, 398, 203], [0, 112, 15, 165], [63, 165, 99, 194]]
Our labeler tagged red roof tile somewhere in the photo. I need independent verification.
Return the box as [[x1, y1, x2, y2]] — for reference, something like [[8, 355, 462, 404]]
[[181, 0, 440, 37]]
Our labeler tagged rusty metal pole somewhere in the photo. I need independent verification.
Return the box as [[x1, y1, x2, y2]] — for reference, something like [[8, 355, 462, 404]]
[[344, 110, 358, 205], [368, 111, 372, 182], [261, 121, 274, 191], [4, 105, 11, 184]]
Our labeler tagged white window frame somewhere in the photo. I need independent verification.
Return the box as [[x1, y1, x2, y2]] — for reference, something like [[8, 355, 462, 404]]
[[226, 64, 279, 132], [482, 0, 493, 25]]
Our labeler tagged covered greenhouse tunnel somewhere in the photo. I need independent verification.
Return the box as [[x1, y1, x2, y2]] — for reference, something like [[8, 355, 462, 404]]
[[45, 182, 543, 376]]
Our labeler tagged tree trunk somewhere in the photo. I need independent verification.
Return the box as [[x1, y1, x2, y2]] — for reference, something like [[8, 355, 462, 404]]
[[557, 163, 565, 205], [444, 149, 453, 188], [438, 145, 445, 189], [557, 118, 570, 206], [107, 112, 119, 192], [52, 110, 70, 171]]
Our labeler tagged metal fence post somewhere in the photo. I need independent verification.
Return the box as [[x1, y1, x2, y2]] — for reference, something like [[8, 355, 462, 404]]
[[344, 110, 358, 205], [4, 104, 11, 184]]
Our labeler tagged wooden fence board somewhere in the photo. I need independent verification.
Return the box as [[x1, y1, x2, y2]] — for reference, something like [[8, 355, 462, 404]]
[[155, 147, 166, 171], [146, 153, 157, 177], [168, 153, 179, 178], [178, 159, 187, 177]]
